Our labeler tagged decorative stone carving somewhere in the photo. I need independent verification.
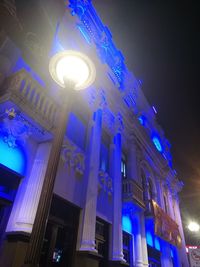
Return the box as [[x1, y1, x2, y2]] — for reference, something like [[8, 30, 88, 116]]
[[61, 137, 85, 175], [98, 170, 113, 197], [0, 108, 31, 147], [68, 0, 126, 88], [115, 112, 124, 134], [24, 32, 45, 59], [88, 88, 107, 110]]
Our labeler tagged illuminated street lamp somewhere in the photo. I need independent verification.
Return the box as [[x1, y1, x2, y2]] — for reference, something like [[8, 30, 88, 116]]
[[24, 50, 96, 266], [188, 222, 200, 232]]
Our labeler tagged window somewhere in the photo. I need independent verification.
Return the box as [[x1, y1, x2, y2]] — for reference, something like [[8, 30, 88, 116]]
[[99, 143, 109, 173], [163, 194, 168, 214], [66, 112, 86, 150], [95, 218, 109, 267], [121, 155, 127, 179], [123, 231, 131, 265]]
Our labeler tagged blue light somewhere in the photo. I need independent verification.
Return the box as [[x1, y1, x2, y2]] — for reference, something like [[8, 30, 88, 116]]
[[77, 24, 91, 44], [146, 231, 153, 247], [154, 237, 160, 251], [138, 115, 146, 126], [122, 215, 132, 234], [152, 106, 157, 114], [0, 137, 26, 175], [152, 136, 163, 152]]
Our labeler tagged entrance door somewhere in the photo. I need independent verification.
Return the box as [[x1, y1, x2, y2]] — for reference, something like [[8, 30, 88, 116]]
[[40, 195, 80, 267]]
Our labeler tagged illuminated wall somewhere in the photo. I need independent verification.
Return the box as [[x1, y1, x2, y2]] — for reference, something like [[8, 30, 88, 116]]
[[0, 137, 26, 175]]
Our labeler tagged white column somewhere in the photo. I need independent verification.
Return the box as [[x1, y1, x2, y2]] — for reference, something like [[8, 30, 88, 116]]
[[155, 178, 163, 207], [134, 213, 143, 267], [110, 132, 124, 262], [6, 142, 51, 233], [78, 109, 102, 252], [140, 213, 148, 267], [167, 191, 175, 220], [173, 196, 189, 267]]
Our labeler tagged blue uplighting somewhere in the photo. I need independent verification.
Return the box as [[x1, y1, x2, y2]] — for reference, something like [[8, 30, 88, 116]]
[[154, 237, 160, 251], [122, 215, 132, 234], [152, 135, 163, 152], [146, 231, 153, 247], [0, 137, 26, 175], [138, 115, 146, 126]]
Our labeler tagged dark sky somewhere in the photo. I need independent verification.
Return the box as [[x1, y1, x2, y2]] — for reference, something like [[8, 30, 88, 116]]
[[94, 0, 200, 232]]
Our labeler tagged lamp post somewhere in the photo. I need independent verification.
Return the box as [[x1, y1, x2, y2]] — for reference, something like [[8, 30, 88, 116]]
[[23, 50, 96, 266]]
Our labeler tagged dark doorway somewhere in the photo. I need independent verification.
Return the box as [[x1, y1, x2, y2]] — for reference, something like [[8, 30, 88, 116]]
[[40, 195, 80, 267], [147, 245, 161, 267], [95, 217, 109, 267]]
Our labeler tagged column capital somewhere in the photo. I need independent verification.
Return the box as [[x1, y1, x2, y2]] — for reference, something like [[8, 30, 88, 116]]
[[114, 112, 124, 135], [89, 87, 107, 111]]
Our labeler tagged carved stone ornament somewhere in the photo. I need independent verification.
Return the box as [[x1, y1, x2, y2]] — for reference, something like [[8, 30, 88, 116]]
[[98, 170, 113, 197], [61, 137, 85, 175], [0, 108, 32, 147]]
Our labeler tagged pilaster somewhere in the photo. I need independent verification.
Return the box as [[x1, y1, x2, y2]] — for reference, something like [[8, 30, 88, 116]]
[[127, 137, 139, 182], [134, 213, 143, 267], [78, 108, 102, 252], [6, 142, 51, 233], [173, 196, 189, 267], [140, 213, 148, 267], [110, 127, 124, 262]]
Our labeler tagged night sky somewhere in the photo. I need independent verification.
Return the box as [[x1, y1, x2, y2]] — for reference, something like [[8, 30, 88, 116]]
[[94, 0, 200, 236]]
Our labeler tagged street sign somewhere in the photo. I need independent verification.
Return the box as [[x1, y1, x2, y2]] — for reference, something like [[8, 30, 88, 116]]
[[189, 248, 200, 267]]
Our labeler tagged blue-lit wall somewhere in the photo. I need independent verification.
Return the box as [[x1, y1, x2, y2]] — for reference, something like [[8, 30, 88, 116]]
[[0, 137, 26, 175], [122, 215, 132, 234]]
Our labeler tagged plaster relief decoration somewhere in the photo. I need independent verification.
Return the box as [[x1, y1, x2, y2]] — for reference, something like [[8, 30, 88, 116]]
[[61, 137, 85, 176], [0, 108, 31, 148], [88, 87, 107, 110], [98, 170, 113, 197], [68, 0, 126, 89], [115, 112, 124, 134]]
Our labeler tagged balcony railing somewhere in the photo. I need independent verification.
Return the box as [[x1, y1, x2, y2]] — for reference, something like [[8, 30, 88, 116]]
[[123, 179, 145, 209], [0, 69, 58, 131]]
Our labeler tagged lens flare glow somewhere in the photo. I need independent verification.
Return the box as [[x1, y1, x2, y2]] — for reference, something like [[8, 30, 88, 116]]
[[49, 50, 96, 90], [56, 55, 90, 88], [188, 222, 200, 232]]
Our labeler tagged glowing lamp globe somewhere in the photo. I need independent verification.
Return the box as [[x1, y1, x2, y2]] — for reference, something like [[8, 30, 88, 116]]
[[188, 222, 200, 232], [49, 50, 96, 90]]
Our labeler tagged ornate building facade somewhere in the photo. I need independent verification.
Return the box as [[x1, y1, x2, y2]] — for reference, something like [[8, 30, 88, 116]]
[[0, 0, 189, 266]]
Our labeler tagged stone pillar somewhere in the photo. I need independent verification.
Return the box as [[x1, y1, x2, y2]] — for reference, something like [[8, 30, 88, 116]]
[[110, 131, 124, 263], [155, 178, 163, 207], [6, 142, 51, 233], [173, 196, 189, 267], [140, 213, 148, 267], [167, 191, 175, 220], [127, 138, 138, 182], [78, 109, 102, 252], [134, 213, 143, 267]]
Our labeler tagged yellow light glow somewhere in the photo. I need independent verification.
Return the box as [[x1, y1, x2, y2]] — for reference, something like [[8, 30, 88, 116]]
[[56, 55, 90, 88], [49, 50, 96, 90], [188, 222, 200, 232]]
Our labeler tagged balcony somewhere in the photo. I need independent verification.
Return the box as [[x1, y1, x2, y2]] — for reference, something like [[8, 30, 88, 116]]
[[123, 179, 145, 210], [0, 69, 58, 133]]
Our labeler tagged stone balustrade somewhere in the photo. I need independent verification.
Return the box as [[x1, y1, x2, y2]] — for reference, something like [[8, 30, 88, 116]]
[[123, 178, 145, 209], [0, 69, 58, 131]]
